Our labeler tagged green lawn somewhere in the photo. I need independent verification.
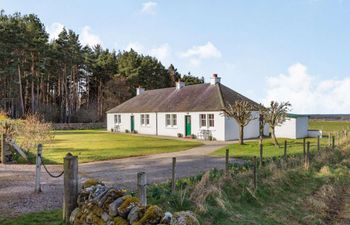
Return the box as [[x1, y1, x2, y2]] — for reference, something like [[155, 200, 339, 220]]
[[309, 120, 350, 133], [41, 130, 201, 164], [211, 137, 327, 158]]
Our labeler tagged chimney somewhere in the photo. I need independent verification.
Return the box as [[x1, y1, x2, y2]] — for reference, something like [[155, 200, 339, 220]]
[[176, 80, 185, 90], [136, 86, 145, 96], [210, 73, 221, 85]]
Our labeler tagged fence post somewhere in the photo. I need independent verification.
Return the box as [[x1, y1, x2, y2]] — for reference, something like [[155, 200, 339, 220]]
[[332, 136, 335, 150], [253, 156, 257, 191], [63, 153, 78, 223], [329, 133, 331, 146], [0, 133, 5, 164], [284, 140, 287, 161], [317, 135, 320, 153], [137, 172, 147, 206], [303, 138, 306, 164], [172, 157, 176, 193], [34, 144, 43, 193], [225, 149, 229, 175], [305, 142, 310, 170], [259, 142, 263, 167]]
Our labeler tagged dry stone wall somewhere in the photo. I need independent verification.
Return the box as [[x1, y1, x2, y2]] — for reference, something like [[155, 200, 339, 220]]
[[70, 179, 200, 225]]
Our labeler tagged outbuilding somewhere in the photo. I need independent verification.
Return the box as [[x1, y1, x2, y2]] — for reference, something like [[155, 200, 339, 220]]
[[275, 114, 309, 139]]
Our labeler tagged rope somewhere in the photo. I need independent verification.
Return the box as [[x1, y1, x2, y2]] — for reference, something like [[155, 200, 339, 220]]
[[40, 155, 64, 178]]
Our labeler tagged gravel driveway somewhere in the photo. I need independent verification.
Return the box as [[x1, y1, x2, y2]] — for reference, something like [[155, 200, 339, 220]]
[[0, 142, 238, 217]]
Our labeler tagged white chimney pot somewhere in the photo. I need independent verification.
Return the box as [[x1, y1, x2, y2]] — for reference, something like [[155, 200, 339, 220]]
[[136, 87, 145, 95], [210, 74, 221, 85], [176, 81, 185, 90]]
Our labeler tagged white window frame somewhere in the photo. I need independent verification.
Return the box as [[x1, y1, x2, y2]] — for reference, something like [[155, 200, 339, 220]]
[[114, 114, 121, 124], [200, 114, 207, 127], [141, 114, 150, 126], [172, 114, 177, 127], [166, 114, 177, 128], [208, 114, 214, 127]]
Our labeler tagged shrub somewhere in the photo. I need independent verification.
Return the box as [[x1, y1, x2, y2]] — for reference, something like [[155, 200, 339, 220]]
[[191, 134, 196, 139], [125, 129, 130, 133], [177, 133, 183, 138]]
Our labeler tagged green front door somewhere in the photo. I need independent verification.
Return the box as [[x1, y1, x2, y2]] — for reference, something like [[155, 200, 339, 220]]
[[185, 115, 191, 136], [130, 115, 135, 132]]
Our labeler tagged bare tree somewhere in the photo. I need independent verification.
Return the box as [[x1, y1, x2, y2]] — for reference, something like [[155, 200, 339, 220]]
[[263, 101, 291, 147], [222, 100, 255, 145]]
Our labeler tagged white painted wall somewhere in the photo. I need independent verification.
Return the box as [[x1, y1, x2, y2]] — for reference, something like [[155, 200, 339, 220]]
[[275, 116, 309, 139], [224, 111, 260, 141], [107, 111, 262, 141]]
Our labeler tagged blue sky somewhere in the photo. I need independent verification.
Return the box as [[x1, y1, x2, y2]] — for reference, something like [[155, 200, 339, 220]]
[[1, 0, 350, 113]]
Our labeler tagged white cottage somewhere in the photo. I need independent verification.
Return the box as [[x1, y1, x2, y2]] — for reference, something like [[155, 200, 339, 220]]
[[107, 74, 264, 141]]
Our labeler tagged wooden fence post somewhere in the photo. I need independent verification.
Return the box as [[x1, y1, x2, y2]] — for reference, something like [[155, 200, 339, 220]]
[[305, 142, 310, 170], [0, 133, 5, 164], [284, 140, 287, 161], [253, 156, 257, 191], [329, 133, 331, 146], [332, 136, 335, 150], [172, 157, 176, 193], [303, 138, 306, 164], [34, 144, 43, 193], [137, 172, 147, 206], [63, 153, 78, 223], [259, 142, 263, 166], [317, 135, 320, 153], [225, 149, 229, 175]]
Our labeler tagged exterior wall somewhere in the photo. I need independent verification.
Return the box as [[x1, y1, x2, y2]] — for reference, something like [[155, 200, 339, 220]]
[[224, 111, 260, 141], [308, 130, 322, 138], [275, 118, 297, 139], [295, 117, 309, 138], [107, 111, 226, 140], [275, 116, 309, 139]]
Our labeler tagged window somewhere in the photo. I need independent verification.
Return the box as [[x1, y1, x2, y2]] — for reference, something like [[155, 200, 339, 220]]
[[166, 114, 177, 127], [200, 114, 207, 127], [166, 114, 171, 126], [172, 114, 177, 126], [114, 114, 121, 124], [208, 114, 214, 127], [141, 114, 150, 126], [145, 114, 150, 125]]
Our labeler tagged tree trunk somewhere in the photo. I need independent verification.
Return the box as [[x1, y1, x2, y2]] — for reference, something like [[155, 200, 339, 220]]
[[239, 125, 244, 145], [272, 127, 280, 147], [17, 62, 24, 117], [31, 52, 35, 113]]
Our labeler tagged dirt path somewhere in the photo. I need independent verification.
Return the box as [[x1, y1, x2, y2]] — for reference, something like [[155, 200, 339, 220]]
[[0, 143, 240, 217]]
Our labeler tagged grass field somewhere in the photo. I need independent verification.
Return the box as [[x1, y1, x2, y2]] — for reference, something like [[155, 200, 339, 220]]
[[211, 137, 327, 158], [309, 120, 350, 133], [0, 210, 66, 225], [39, 130, 201, 164], [212, 120, 347, 158]]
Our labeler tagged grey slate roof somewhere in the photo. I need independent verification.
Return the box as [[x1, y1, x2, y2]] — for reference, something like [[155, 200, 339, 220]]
[[107, 83, 260, 113]]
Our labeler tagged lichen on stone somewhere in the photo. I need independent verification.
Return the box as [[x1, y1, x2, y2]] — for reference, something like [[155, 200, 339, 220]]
[[133, 205, 163, 225]]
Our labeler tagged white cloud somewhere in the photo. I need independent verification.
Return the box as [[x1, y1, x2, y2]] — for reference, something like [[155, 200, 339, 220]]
[[149, 43, 171, 62], [141, 1, 157, 15], [180, 42, 222, 66], [263, 63, 350, 114], [125, 42, 145, 53], [46, 22, 64, 41], [124, 42, 171, 65], [80, 26, 102, 47]]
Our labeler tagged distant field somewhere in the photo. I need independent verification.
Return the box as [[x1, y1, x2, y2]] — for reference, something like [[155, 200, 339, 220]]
[[309, 120, 350, 134], [212, 137, 327, 158], [41, 130, 201, 164]]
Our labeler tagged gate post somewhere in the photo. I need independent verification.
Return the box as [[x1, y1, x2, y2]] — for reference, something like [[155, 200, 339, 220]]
[[34, 144, 43, 193], [137, 172, 147, 206], [63, 153, 78, 223], [1, 133, 5, 164]]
